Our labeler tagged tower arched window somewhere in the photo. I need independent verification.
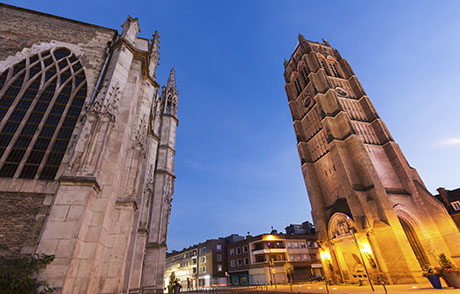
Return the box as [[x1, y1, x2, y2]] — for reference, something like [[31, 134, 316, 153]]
[[301, 67, 309, 86], [0, 47, 87, 180], [318, 57, 330, 76], [329, 61, 340, 78], [294, 78, 302, 96], [165, 94, 177, 116]]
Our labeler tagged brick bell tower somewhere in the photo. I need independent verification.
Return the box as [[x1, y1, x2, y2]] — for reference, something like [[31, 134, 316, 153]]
[[283, 35, 460, 284]]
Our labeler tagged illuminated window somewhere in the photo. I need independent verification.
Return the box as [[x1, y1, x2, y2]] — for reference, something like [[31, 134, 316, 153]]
[[452, 201, 460, 211], [0, 47, 86, 180], [217, 264, 222, 272]]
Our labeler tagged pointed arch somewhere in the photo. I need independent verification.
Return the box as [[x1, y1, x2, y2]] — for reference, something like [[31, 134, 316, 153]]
[[0, 46, 87, 180], [394, 205, 429, 268], [328, 212, 355, 240], [317, 54, 331, 76], [326, 56, 342, 78]]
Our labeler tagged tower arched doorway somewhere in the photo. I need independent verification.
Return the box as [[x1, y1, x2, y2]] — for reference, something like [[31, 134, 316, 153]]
[[398, 217, 428, 268], [328, 213, 370, 283]]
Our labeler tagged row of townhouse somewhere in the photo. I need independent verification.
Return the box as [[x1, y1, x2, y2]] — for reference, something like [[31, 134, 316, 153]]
[[226, 233, 323, 286], [164, 223, 323, 289]]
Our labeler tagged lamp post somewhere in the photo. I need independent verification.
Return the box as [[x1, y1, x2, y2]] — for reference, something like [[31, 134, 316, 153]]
[[266, 241, 277, 289], [339, 219, 374, 293]]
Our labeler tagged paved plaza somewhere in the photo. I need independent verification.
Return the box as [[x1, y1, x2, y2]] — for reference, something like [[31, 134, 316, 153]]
[[182, 283, 460, 294]]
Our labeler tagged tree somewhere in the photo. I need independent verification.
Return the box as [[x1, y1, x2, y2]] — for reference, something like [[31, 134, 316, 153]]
[[167, 271, 177, 294], [0, 245, 55, 294]]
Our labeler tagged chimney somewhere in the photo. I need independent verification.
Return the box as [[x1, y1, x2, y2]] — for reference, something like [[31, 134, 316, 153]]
[[437, 187, 450, 205]]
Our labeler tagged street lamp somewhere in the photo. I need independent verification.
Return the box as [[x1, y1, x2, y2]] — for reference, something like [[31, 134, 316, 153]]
[[338, 218, 374, 293], [266, 240, 277, 289]]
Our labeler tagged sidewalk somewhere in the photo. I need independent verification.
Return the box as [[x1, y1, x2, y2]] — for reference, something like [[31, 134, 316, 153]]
[[181, 282, 460, 294], [244, 282, 460, 294]]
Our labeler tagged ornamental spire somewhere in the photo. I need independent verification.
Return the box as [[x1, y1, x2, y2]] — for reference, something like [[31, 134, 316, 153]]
[[148, 30, 160, 79], [167, 67, 176, 91]]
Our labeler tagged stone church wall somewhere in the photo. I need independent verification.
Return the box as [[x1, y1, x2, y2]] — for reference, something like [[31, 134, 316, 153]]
[[0, 3, 116, 101], [0, 4, 178, 292], [0, 3, 116, 257]]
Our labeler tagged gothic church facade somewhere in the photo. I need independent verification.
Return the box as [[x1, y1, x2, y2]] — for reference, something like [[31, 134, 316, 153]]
[[284, 35, 460, 284], [0, 4, 177, 293]]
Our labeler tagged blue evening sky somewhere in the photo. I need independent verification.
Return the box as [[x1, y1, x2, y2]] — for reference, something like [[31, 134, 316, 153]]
[[6, 0, 460, 251]]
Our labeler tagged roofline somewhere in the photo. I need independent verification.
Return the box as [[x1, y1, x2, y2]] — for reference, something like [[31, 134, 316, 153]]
[[228, 233, 318, 246], [285, 37, 332, 68], [0, 3, 117, 33]]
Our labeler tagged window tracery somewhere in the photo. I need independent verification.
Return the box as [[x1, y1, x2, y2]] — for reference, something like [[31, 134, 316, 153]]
[[0, 47, 87, 180]]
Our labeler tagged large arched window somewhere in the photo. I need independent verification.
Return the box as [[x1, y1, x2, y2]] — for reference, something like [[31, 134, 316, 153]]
[[0, 47, 87, 180]]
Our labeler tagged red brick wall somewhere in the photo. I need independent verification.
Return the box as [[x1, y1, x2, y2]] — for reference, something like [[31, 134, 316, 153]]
[[0, 192, 51, 256]]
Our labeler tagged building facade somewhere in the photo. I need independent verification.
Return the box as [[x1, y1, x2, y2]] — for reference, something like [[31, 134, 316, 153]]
[[283, 35, 460, 284], [164, 236, 241, 289], [227, 234, 322, 285], [434, 187, 460, 229], [0, 4, 178, 293], [164, 246, 199, 289]]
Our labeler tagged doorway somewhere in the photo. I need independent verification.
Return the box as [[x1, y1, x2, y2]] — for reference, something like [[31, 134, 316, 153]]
[[398, 217, 428, 268]]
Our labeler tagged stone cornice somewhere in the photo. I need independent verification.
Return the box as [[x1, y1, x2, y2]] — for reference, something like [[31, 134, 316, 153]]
[[155, 169, 176, 178], [161, 113, 179, 124], [158, 144, 175, 154], [59, 175, 101, 192], [116, 198, 138, 210], [146, 242, 166, 249], [385, 188, 411, 196]]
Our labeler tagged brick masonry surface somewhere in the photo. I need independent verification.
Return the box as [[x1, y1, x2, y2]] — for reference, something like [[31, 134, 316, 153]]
[[0, 192, 51, 255]]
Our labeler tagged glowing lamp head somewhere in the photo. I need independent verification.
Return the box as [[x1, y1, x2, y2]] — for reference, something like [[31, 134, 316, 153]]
[[263, 234, 278, 241], [360, 243, 372, 255], [320, 250, 331, 261]]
